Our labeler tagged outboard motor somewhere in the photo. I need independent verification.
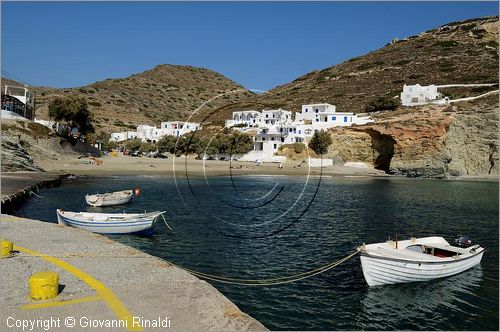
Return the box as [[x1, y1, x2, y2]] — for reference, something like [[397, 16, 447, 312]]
[[454, 235, 473, 248]]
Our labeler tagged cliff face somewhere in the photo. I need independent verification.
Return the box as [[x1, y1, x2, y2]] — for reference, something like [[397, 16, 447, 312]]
[[325, 98, 498, 178]]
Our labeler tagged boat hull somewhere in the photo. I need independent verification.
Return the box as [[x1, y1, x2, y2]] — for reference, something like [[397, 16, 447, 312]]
[[56, 210, 158, 234], [85, 191, 133, 207], [360, 251, 484, 286]]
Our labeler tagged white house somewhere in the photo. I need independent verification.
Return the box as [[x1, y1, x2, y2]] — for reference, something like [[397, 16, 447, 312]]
[[110, 121, 201, 143], [160, 121, 201, 137], [229, 102, 373, 162], [110, 131, 138, 142], [258, 109, 292, 126], [400, 84, 441, 106], [225, 110, 261, 127], [295, 103, 373, 130]]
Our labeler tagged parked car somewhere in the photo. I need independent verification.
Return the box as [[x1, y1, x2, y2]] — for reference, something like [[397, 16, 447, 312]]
[[130, 150, 141, 157], [153, 152, 167, 159]]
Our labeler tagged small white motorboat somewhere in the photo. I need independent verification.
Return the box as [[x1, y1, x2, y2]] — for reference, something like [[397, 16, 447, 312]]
[[85, 189, 137, 207], [359, 236, 484, 286], [56, 209, 165, 234]]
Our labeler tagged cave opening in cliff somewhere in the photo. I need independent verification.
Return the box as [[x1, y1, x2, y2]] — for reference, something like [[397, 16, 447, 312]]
[[366, 129, 396, 173]]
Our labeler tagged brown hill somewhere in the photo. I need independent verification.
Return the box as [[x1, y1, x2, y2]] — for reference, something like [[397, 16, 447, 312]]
[[30, 64, 253, 132], [206, 15, 498, 120]]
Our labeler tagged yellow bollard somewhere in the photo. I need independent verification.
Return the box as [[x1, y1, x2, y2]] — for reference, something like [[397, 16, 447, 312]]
[[1, 240, 13, 258], [29, 271, 59, 300]]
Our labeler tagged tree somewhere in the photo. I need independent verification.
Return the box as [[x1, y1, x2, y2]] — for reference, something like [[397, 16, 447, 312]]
[[157, 135, 177, 154], [124, 138, 142, 151], [308, 130, 332, 155], [48, 96, 94, 137], [139, 141, 157, 153]]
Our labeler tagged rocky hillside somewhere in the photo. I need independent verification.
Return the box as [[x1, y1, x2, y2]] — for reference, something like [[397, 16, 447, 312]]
[[209, 15, 498, 120], [324, 95, 498, 177], [26, 65, 253, 132], [217, 15, 497, 178], [0, 119, 100, 172]]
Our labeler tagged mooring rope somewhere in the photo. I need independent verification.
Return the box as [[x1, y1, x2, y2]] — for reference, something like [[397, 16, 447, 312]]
[[178, 249, 360, 286], [160, 213, 173, 230], [28, 190, 43, 198], [11, 249, 360, 286]]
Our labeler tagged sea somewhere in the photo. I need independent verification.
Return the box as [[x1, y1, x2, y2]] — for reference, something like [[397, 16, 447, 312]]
[[14, 174, 499, 330]]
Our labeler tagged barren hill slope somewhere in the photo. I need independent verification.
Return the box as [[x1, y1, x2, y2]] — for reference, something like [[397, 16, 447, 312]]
[[208, 15, 498, 120], [29, 65, 253, 132]]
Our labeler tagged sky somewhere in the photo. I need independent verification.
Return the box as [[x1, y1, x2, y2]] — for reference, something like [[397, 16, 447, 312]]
[[1, 1, 498, 90]]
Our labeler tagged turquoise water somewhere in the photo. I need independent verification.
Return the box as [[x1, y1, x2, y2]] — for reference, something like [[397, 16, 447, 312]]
[[15, 175, 499, 330]]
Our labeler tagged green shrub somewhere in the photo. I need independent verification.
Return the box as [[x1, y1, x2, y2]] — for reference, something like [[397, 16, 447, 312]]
[[308, 130, 332, 155], [88, 101, 102, 107], [365, 96, 399, 112], [434, 40, 459, 48]]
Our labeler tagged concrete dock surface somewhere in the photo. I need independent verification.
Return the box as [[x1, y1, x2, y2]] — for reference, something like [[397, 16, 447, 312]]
[[0, 215, 266, 331], [1, 172, 68, 204]]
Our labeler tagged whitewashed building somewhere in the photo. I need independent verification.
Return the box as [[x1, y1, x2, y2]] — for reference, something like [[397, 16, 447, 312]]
[[225, 109, 292, 128], [110, 131, 138, 142], [110, 121, 201, 143], [296, 103, 373, 130], [229, 102, 373, 162], [160, 121, 201, 137], [400, 84, 441, 106], [225, 111, 261, 127]]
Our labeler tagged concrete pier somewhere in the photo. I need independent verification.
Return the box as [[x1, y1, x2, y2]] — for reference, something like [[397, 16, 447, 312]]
[[0, 215, 266, 331], [1, 172, 70, 213]]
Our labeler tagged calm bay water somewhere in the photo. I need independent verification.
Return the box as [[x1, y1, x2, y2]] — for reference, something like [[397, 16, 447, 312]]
[[14, 175, 499, 330]]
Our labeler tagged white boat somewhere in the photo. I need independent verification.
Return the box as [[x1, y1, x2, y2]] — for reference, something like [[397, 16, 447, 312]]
[[56, 209, 165, 234], [359, 236, 484, 287], [85, 190, 134, 207]]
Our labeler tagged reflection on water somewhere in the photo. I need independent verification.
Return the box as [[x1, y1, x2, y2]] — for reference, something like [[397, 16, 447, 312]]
[[14, 175, 499, 330], [359, 267, 484, 330]]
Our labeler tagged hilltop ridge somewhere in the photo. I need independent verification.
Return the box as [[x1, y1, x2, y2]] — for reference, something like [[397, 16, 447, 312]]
[[23, 64, 253, 132], [205, 15, 498, 120]]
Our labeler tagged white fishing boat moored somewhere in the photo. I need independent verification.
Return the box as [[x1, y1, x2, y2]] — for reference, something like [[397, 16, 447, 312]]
[[359, 236, 484, 286], [56, 209, 165, 234], [85, 189, 136, 207]]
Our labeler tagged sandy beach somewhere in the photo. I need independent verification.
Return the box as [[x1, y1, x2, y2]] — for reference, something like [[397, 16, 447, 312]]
[[36, 154, 389, 178]]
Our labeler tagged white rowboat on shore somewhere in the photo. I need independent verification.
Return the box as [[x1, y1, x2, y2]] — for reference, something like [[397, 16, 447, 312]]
[[85, 190, 134, 207], [359, 236, 484, 286], [56, 209, 165, 234]]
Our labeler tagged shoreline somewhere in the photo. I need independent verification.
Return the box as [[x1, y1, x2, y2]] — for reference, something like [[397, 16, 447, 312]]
[[33, 155, 499, 181]]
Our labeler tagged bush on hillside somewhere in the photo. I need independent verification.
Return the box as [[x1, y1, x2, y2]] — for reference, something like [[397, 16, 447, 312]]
[[365, 96, 399, 112], [308, 130, 332, 155]]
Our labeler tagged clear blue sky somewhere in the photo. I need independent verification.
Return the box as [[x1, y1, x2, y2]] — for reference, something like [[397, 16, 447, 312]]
[[2, 1, 498, 90]]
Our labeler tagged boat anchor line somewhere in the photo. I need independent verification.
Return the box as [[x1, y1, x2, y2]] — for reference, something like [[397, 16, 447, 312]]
[[160, 213, 172, 230], [172, 249, 360, 286]]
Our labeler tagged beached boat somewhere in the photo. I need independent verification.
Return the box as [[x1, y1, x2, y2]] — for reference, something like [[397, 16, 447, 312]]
[[359, 236, 484, 286], [56, 209, 165, 234], [85, 189, 134, 207]]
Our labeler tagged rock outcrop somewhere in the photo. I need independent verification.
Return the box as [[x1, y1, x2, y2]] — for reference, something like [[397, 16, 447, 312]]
[[1, 119, 100, 172], [325, 99, 498, 178], [1, 136, 43, 172]]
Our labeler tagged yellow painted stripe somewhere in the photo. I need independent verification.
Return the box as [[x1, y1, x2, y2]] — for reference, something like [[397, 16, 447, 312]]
[[0, 216, 21, 222], [21, 295, 102, 309], [14, 245, 143, 331]]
